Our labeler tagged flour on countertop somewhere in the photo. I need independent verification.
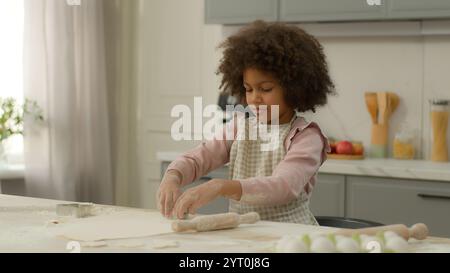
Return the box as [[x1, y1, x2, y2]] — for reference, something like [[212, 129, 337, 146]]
[[50, 211, 174, 242], [151, 240, 179, 249], [81, 241, 108, 248]]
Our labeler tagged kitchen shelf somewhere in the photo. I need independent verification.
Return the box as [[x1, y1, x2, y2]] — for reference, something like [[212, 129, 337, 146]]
[[206, 0, 450, 25]]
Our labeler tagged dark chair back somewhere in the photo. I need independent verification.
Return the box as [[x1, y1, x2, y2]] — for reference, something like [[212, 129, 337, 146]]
[[316, 216, 383, 229]]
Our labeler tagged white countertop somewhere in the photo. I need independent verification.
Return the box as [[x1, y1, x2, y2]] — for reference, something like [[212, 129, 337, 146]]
[[1, 194, 450, 253], [156, 152, 450, 182], [0, 194, 334, 253], [320, 158, 450, 182]]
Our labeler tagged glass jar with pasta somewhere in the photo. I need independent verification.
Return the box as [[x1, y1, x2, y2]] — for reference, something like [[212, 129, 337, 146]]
[[429, 99, 449, 162], [393, 125, 415, 160]]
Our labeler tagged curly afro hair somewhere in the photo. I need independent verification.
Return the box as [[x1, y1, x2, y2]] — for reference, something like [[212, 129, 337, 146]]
[[217, 20, 335, 113]]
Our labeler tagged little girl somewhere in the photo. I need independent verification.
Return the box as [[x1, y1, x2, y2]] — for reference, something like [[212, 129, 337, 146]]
[[158, 20, 334, 224]]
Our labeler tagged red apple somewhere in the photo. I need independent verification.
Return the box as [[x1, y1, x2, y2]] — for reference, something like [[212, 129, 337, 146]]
[[336, 141, 354, 155]]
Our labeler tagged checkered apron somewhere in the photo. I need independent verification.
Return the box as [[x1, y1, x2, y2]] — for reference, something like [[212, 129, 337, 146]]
[[228, 116, 318, 225]]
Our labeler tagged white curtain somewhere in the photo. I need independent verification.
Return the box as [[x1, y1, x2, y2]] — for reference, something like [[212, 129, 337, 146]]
[[23, 0, 114, 204]]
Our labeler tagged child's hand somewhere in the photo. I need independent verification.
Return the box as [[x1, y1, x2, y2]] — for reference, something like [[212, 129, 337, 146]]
[[172, 179, 224, 219], [157, 170, 183, 218]]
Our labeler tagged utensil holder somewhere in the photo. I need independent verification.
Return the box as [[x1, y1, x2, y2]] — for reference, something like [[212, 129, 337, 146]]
[[370, 124, 388, 158]]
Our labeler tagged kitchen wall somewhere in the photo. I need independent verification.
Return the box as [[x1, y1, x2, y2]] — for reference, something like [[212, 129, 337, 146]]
[[305, 34, 450, 161], [223, 23, 450, 161], [129, 0, 450, 209]]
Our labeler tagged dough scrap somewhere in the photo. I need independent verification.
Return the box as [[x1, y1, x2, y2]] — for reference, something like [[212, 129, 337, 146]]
[[151, 239, 179, 249], [51, 211, 173, 242], [109, 240, 146, 249]]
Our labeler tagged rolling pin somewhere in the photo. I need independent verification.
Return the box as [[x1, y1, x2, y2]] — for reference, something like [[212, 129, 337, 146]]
[[334, 223, 428, 241], [172, 212, 260, 232]]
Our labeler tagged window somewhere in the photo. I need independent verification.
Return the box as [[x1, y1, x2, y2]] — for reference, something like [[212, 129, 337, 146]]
[[0, 0, 24, 163]]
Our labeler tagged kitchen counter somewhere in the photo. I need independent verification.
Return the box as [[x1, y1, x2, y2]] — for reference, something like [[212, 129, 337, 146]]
[[156, 152, 450, 182], [320, 158, 450, 182], [1, 194, 450, 253]]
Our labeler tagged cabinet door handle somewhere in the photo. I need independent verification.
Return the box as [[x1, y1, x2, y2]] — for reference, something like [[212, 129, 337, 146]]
[[417, 193, 450, 201]]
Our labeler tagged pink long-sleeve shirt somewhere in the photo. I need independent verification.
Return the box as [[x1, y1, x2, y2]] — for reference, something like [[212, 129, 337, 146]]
[[166, 116, 331, 206]]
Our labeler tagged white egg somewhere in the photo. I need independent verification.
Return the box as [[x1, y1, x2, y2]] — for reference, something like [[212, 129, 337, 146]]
[[310, 236, 336, 253], [335, 237, 360, 253], [275, 235, 309, 253], [383, 231, 401, 239], [275, 235, 294, 252], [385, 236, 410, 253], [360, 235, 384, 253], [308, 232, 328, 240], [283, 239, 309, 253]]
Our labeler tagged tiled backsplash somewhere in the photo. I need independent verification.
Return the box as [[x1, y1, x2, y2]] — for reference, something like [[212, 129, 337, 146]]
[[304, 35, 450, 160], [223, 23, 450, 160]]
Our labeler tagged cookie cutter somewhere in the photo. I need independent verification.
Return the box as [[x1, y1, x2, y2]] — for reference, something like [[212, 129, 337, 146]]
[[56, 203, 94, 218]]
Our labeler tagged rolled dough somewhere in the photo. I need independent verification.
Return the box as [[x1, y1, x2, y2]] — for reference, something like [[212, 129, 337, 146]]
[[51, 211, 173, 242]]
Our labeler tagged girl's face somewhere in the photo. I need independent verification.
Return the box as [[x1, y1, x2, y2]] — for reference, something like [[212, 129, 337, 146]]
[[243, 68, 294, 124]]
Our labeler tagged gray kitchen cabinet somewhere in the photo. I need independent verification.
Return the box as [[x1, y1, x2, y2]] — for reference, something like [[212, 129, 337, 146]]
[[387, 0, 450, 20], [160, 162, 171, 180], [160, 162, 229, 214], [279, 0, 387, 22], [346, 176, 450, 237], [309, 174, 346, 217], [205, 0, 450, 24], [0, 178, 26, 196], [205, 0, 278, 24]]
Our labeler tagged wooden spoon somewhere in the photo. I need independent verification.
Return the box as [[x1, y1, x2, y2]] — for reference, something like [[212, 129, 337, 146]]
[[365, 92, 378, 124], [388, 92, 399, 116], [377, 92, 389, 125]]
